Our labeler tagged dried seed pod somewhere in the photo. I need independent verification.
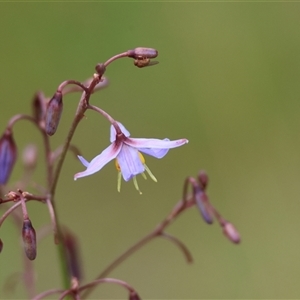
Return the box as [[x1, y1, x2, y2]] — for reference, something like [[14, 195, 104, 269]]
[[0, 238, 3, 253], [45, 91, 63, 136], [0, 130, 17, 185], [133, 58, 159, 68], [222, 222, 241, 244], [22, 219, 37, 260]]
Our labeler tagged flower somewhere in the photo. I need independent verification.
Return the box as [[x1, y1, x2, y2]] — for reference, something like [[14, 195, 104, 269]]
[[74, 122, 188, 193]]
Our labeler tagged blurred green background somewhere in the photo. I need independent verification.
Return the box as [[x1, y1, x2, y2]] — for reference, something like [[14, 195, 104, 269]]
[[1, 2, 300, 299]]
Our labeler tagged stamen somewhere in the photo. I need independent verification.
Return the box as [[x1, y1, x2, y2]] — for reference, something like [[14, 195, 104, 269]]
[[117, 172, 122, 192], [133, 176, 142, 194], [144, 164, 157, 182], [115, 158, 121, 171], [138, 152, 145, 164], [141, 172, 147, 180]]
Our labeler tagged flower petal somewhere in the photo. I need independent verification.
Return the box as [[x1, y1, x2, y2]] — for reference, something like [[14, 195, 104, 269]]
[[138, 147, 169, 159], [74, 143, 121, 180], [77, 155, 89, 167], [110, 122, 130, 142], [117, 144, 144, 181], [125, 137, 189, 150]]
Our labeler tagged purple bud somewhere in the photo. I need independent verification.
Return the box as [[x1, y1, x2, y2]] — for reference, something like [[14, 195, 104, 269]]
[[32, 91, 47, 123], [128, 47, 158, 59], [0, 238, 3, 253], [0, 130, 17, 185], [95, 63, 106, 76], [22, 219, 37, 260], [223, 222, 241, 244], [129, 291, 141, 300], [45, 91, 63, 136], [195, 189, 213, 224]]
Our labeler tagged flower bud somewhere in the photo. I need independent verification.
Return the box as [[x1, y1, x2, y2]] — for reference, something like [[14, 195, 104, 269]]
[[22, 219, 37, 260], [64, 230, 82, 280], [129, 291, 141, 300], [0, 130, 17, 185], [198, 170, 208, 190], [128, 47, 158, 59], [45, 91, 63, 136], [95, 63, 106, 76], [222, 222, 241, 244], [0, 238, 3, 253], [22, 144, 38, 170], [32, 91, 47, 123], [195, 190, 213, 224]]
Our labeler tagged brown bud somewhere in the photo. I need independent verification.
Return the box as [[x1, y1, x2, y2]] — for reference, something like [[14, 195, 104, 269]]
[[22, 144, 38, 170], [223, 222, 241, 244], [0, 238, 3, 253], [95, 63, 106, 76], [32, 91, 47, 123], [129, 291, 141, 300], [198, 170, 208, 190], [128, 47, 158, 59], [45, 91, 63, 136], [64, 230, 82, 280], [22, 219, 37, 260], [0, 130, 17, 185]]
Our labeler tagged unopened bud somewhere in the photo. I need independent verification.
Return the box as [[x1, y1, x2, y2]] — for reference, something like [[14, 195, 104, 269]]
[[198, 170, 208, 190], [22, 144, 38, 170], [95, 63, 106, 76], [195, 190, 213, 224], [0, 238, 3, 253], [22, 219, 37, 260], [0, 130, 17, 185], [64, 230, 82, 280], [45, 91, 63, 136], [32, 91, 47, 123], [223, 222, 240, 244], [5, 191, 20, 201], [129, 291, 141, 300], [128, 47, 158, 59]]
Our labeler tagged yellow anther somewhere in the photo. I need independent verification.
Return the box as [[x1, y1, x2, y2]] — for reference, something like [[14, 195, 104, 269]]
[[138, 152, 145, 164], [115, 158, 121, 171]]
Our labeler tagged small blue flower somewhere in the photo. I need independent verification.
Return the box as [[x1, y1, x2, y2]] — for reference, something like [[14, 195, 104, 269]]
[[74, 122, 188, 193]]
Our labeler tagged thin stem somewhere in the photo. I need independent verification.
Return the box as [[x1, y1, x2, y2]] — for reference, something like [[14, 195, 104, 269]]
[[103, 52, 129, 68], [82, 196, 195, 299], [87, 104, 116, 125], [57, 80, 89, 94], [32, 288, 65, 300], [49, 75, 101, 292], [160, 232, 193, 263], [0, 199, 44, 228]]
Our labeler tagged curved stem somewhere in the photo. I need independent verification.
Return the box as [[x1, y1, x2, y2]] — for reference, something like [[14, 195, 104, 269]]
[[32, 289, 65, 300], [103, 52, 129, 68], [82, 196, 195, 299], [87, 104, 116, 125], [160, 232, 193, 263]]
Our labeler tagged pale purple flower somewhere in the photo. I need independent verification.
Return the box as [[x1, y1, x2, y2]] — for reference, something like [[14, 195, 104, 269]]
[[74, 122, 188, 193]]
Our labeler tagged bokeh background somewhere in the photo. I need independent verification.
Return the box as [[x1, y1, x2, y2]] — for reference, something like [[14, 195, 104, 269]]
[[1, 2, 300, 299]]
